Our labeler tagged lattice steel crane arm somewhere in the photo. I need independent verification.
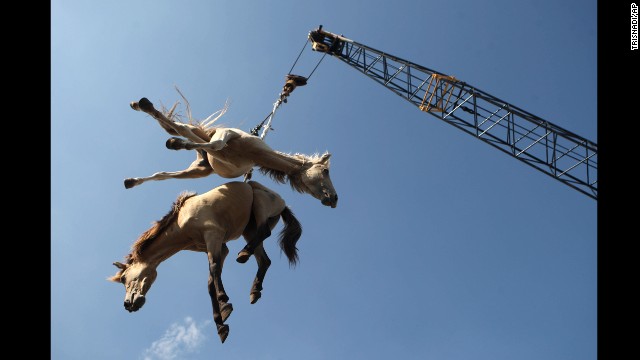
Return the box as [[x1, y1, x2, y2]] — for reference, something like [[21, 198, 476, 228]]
[[308, 26, 597, 200]]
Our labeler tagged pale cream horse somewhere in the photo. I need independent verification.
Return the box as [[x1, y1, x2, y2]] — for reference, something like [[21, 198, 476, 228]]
[[108, 181, 302, 343], [125, 97, 338, 208]]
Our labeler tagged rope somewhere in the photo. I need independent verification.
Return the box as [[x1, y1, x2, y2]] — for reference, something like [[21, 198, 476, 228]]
[[250, 112, 272, 136]]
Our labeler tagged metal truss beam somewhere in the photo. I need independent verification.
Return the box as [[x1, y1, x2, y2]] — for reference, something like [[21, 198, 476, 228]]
[[308, 28, 597, 200]]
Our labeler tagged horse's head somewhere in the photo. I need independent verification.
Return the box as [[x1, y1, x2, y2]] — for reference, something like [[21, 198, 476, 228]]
[[108, 261, 158, 313], [300, 153, 338, 208]]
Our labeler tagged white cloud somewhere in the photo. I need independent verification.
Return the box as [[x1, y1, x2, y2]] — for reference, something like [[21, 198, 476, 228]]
[[141, 317, 211, 360]]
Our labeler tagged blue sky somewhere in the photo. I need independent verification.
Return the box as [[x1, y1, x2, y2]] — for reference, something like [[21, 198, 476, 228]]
[[51, 1, 597, 359]]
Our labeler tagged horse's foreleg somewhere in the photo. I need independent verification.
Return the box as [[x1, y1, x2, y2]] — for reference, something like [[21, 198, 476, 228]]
[[130, 98, 209, 143], [249, 243, 271, 304], [216, 244, 233, 323], [124, 157, 213, 189], [204, 231, 230, 343], [207, 262, 229, 343]]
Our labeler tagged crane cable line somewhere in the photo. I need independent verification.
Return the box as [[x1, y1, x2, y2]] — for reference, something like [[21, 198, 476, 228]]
[[244, 38, 326, 182], [249, 37, 326, 138]]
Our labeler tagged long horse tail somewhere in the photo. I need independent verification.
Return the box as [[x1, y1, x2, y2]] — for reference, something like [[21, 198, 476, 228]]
[[278, 206, 302, 267]]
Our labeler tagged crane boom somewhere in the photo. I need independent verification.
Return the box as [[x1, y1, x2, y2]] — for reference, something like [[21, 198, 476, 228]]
[[308, 27, 597, 200]]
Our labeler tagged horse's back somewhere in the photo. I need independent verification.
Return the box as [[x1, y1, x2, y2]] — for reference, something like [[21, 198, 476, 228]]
[[178, 181, 254, 239]]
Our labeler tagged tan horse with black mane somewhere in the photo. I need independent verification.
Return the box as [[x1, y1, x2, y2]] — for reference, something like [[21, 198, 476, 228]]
[[108, 181, 302, 343], [125, 97, 338, 208]]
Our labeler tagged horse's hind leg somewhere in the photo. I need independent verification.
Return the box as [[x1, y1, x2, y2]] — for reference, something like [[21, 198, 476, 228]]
[[237, 183, 285, 263], [237, 216, 277, 263], [130, 98, 210, 143], [166, 128, 240, 154], [240, 214, 278, 304], [249, 243, 271, 304]]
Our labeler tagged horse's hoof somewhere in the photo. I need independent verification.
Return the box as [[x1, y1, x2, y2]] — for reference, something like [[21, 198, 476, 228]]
[[166, 137, 185, 150], [250, 292, 261, 304], [137, 97, 154, 112], [220, 303, 233, 322], [236, 250, 252, 264], [217, 324, 229, 343], [129, 101, 140, 111], [124, 178, 137, 189]]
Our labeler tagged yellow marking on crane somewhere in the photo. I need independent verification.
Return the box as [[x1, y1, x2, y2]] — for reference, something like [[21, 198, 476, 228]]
[[419, 74, 458, 112]]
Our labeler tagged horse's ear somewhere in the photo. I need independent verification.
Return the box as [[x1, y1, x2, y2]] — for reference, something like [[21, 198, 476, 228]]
[[113, 262, 127, 270], [320, 153, 331, 163]]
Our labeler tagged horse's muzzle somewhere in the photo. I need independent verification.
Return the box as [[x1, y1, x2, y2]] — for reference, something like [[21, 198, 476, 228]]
[[124, 295, 146, 312], [322, 194, 338, 208]]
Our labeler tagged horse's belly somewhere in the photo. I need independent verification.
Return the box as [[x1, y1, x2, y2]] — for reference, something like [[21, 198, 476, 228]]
[[208, 150, 254, 178]]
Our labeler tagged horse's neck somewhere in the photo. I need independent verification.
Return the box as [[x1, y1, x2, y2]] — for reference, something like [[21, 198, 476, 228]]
[[254, 151, 305, 175], [138, 224, 190, 267]]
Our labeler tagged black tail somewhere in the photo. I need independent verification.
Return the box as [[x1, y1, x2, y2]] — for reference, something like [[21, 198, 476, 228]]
[[278, 206, 302, 267]]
